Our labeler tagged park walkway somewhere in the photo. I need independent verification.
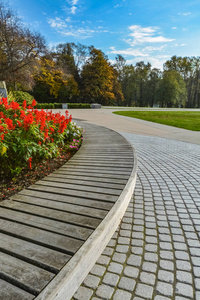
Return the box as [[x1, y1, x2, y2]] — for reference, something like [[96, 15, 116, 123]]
[[69, 108, 200, 300]]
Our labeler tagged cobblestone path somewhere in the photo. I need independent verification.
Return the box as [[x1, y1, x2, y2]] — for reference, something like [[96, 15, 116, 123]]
[[72, 134, 200, 300]]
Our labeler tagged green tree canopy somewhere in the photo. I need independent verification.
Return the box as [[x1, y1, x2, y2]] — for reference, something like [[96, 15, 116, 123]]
[[155, 70, 187, 107]]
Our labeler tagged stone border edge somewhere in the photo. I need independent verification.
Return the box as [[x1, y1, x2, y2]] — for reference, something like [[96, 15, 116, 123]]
[[35, 136, 137, 300]]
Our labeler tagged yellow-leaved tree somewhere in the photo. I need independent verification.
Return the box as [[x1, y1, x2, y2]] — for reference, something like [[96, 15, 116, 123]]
[[81, 47, 124, 105]]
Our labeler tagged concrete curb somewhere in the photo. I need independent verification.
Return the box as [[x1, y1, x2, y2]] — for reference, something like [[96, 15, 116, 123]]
[[35, 130, 137, 300]]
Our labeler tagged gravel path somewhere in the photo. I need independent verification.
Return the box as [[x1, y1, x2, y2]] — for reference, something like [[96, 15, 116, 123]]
[[72, 134, 200, 300]]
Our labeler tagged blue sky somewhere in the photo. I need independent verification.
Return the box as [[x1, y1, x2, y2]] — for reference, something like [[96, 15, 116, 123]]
[[10, 0, 200, 69]]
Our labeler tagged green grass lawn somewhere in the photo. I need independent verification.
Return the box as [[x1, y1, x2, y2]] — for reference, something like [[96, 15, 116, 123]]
[[113, 111, 200, 131]]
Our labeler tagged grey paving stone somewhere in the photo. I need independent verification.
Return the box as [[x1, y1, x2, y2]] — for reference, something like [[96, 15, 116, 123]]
[[172, 235, 185, 242], [127, 254, 142, 267], [195, 278, 200, 290], [83, 275, 101, 289], [159, 234, 172, 242], [156, 281, 173, 297], [133, 225, 144, 232], [158, 270, 174, 283], [108, 262, 123, 274], [154, 296, 171, 300], [131, 246, 143, 255], [176, 271, 192, 284], [144, 252, 158, 262], [176, 260, 192, 271], [112, 253, 127, 263], [119, 229, 131, 237], [145, 244, 158, 252], [159, 242, 173, 250], [102, 247, 114, 256], [191, 257, 200, 266], [113, 289, 132, 300], [116, 245, 129, 253], [190, 248, 200, 256], [175, 282, 194, 298], [140, 271, 156, 285], [132, 232, 144, 239], [74, 286, 93, 300], [118, 276, 136, 292], [142, 262, 157, 273], [174, 242, 187, 251], [145, 236, 158, 243], [131, 239, 144, 247], [97, 255, 110, 266], [96, 284, 114, 299], [90, 264, 106, 277], [102, 272, 119, 287], [196, 291, 200, 300], [124, 266, 139, 278], [175, 251, 190, 261], [107, 239, 116, 247], [121, 223, 132, 230], [135, 283, 154, 299], [159, 251, 174, 260], [118, 237, 130, 245], [160, 260, 174, 271]]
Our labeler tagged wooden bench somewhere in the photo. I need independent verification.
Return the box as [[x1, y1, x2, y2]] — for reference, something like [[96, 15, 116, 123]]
[[0, 122, 137, 300]]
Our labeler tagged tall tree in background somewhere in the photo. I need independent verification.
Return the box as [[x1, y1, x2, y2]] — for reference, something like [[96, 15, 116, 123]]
[[0, 1, 46, 90], [164, 56, 200, 107], [33, 57, 79, 103], [155, 70, 187, 107], [81, 47, 123, 105]]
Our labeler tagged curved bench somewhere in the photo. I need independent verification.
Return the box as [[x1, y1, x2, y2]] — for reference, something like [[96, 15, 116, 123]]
[[0, 122, 137, 300]]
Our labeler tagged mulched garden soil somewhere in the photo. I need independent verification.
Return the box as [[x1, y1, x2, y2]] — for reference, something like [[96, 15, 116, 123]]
[[0, 149, 76, 202]]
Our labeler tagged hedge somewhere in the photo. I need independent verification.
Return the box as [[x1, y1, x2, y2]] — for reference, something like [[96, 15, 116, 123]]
[[35, 103, 91, 109]]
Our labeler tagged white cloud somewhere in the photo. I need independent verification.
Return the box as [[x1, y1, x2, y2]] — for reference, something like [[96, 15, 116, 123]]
[[178, 12, 191, 16], [171, 27, 177, 30], [127, 25, 174, 46], [109, 46, 148, 57], [126, 55, 170, 70], [70, 6, 77, 14], [48, 17, 107, 38], [71, 0, 78, 5]]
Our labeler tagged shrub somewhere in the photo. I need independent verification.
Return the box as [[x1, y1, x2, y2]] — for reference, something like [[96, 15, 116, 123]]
[[11, 91, 34, 106], [36, 103, 55, 109], [68, 103, 91, 109], [0, 97, 83, 179]]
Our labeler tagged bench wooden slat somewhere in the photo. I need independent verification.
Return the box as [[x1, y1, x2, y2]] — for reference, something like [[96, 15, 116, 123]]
[[0, 252, 54, 295], [0, 279, 34, 300], [18, 189, 113, 210], [27, 185, 118, 202], [0, 232, 71, 272], [0, 218, 83, 254], [0, 206, 92, 240], [35, 180, 122, 196], [0, 201, 101, 229], [11, 196, 108, 219], [43, 175, 125, 189]]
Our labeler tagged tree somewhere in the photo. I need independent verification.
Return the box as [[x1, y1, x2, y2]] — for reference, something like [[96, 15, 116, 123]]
[[81, 47, 123, 105], [0, 1, 46, 89], [33, 57, 79, 103], [155, 70, 187, 107]]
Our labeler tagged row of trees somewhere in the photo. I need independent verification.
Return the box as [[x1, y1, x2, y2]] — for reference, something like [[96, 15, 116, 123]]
[[0, 1, 199, 107]]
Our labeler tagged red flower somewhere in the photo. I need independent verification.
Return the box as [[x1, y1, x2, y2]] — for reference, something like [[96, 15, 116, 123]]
[[31, 99, 37, 107], [10, 101, 20, 110], [5, 118, 15, 130], [0, 134, 4, 140], [28, 157, 32, 169], [22, 100, 27, 109]]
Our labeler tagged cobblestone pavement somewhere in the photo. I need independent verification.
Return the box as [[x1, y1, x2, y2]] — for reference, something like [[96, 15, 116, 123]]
[[72, 134, 200, 300]]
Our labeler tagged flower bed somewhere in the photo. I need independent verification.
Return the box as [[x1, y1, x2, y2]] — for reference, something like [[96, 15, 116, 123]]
[[0, 97, 83, 191]]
